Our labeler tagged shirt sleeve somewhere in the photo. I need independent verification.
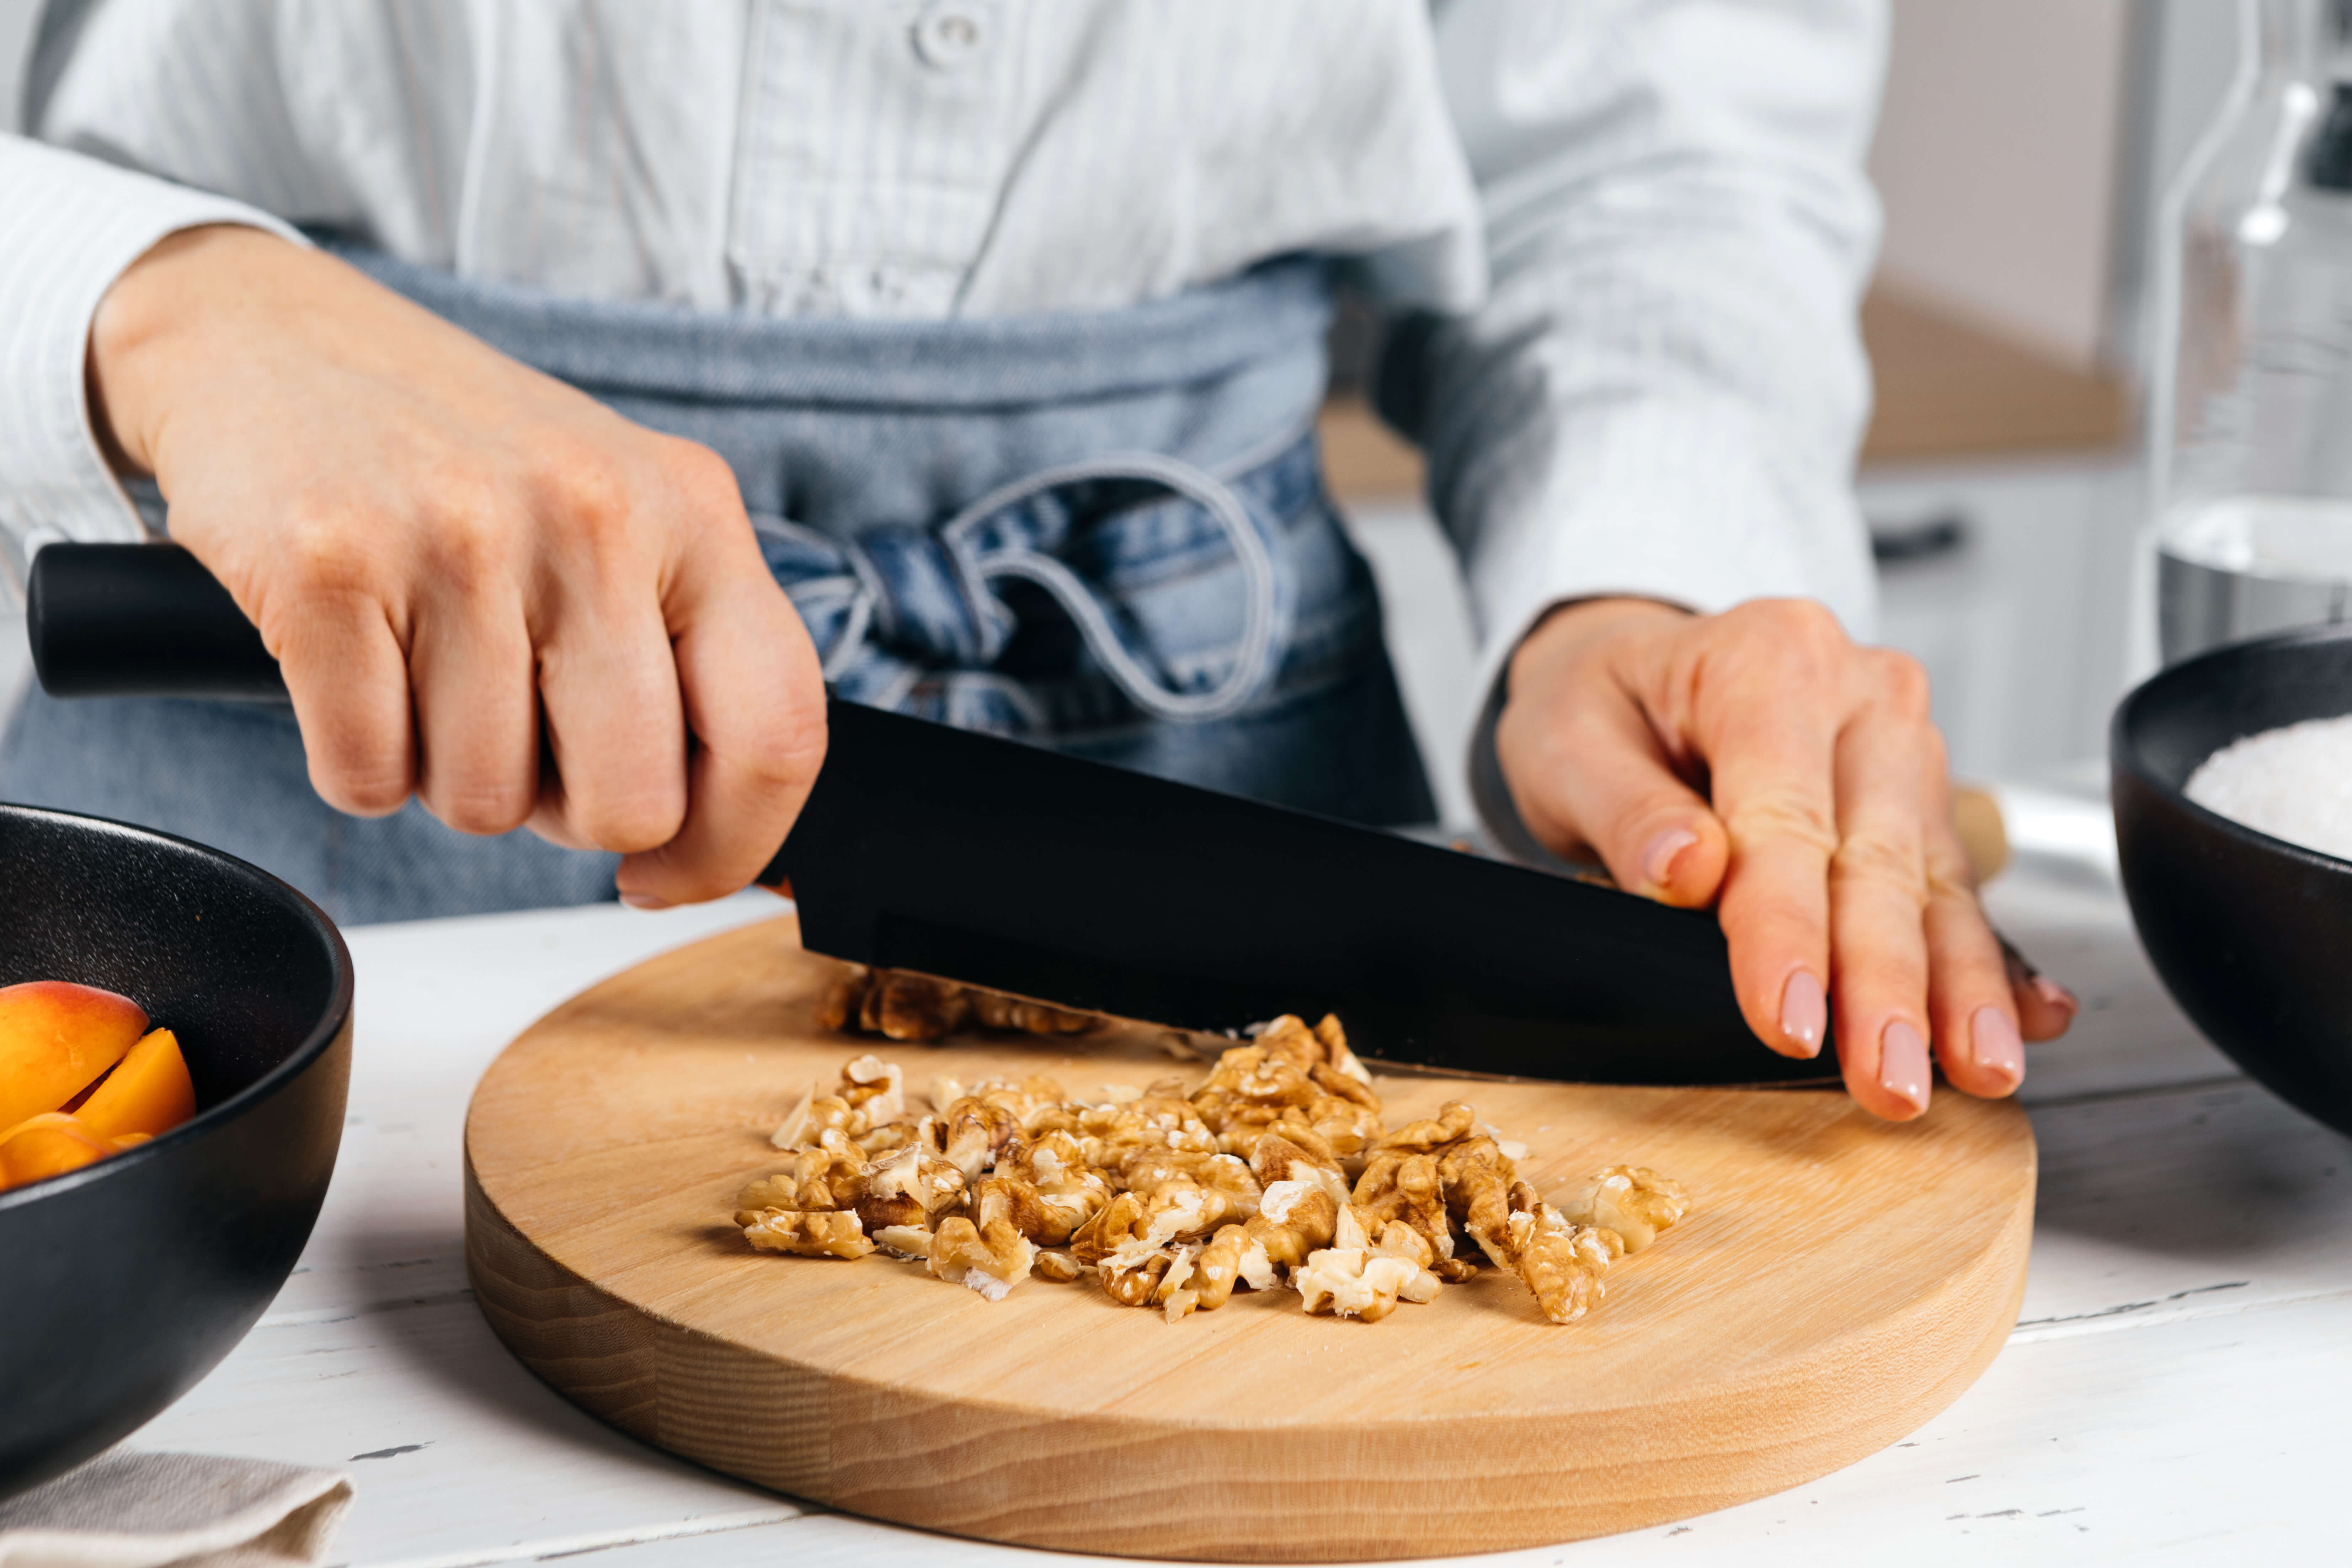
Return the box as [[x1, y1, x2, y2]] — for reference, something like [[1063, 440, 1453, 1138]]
[[1380, 0, 1887, 838], [1389, 1, 1886, 647], [0, 134, 304, 593]]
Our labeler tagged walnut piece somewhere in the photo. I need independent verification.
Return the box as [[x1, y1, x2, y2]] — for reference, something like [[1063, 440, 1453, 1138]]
[[818, 964, 1102, 1042], [726, 1038, 1690, 1328], [743, 1209, 874, 1260], [1503, 1180, 1622, 1324], [1558, 1164, 1692, 1253], [928, 1215, 1038, 1300], [854, 1145, 966, 1233], [1290, 1202, 1445, 1323]]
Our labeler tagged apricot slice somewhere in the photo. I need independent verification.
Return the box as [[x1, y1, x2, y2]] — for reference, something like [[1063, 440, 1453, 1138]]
[[76, 1028, 197, 1141], [0, 981, 149, 1128], [0, 1111, 116, 1191]]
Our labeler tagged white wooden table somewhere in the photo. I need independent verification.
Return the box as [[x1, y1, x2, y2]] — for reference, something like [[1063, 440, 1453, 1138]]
[[122, 810, 2352, 1566]]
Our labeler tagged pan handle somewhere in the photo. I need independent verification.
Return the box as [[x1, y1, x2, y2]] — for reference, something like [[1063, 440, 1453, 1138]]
[[26, 543, 287, 702]]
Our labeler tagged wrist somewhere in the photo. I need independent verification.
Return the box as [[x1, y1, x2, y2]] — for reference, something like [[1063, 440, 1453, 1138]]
[[1507, 595, 1689, 692], [87, 224, 297, 476]]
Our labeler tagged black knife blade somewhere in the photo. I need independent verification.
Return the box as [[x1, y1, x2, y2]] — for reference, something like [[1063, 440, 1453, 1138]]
[[25, 542, 1836, 1086]]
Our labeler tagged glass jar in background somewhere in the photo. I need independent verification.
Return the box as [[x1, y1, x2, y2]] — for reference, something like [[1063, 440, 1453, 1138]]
[[2153, 0, 2352, 662]]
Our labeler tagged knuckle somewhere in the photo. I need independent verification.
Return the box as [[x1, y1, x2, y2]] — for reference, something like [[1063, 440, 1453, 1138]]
[[430, 778, 534, 837], [420, 497, 517, 591], [736, 695, 831, 792], [580, 790, 687, 857], [1723, 784, 1838, 857], [314, 753, 409, 818], [543, 448, 637, 549], [1867, 647, 1934, 720], [276, 510, 377, 603], [1830, 830, 1927, 896], [663, 438, 742, 507]]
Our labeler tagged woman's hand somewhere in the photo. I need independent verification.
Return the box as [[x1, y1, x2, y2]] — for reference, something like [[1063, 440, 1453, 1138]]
[[1495, 595, 2076, 1120], [87, 225, 827, 907]]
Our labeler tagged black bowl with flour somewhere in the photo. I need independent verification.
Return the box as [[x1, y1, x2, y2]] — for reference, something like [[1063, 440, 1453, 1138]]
[[2113, 624, 2352, 1136]]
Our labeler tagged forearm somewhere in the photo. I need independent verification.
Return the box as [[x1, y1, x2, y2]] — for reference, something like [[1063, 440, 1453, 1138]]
[[0, 135, 300, 590]]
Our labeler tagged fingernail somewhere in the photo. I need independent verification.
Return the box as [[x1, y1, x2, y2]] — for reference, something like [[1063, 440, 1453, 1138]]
[[1641, 827, 1699, 890], [1879, 1020, 1930, 1113], [1971, 1005, 2024, 1092], [1778, 969, 1826, 1057], [2033, 976, 2079, 1015], [619, 891, 671, 911]]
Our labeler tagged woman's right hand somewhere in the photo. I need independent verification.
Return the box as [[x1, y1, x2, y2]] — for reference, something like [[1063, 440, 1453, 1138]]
[[86, 224, 828, 906]]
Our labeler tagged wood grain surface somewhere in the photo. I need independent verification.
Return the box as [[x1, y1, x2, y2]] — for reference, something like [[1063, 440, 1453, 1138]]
[[463, 916, 2035, 1562]]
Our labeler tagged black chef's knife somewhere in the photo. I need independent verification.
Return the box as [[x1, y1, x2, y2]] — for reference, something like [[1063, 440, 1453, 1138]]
[[24, 542, 1835, 1085]]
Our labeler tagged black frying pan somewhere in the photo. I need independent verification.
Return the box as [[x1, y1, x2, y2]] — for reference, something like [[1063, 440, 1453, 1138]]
[[0, 804, 352, 1498]]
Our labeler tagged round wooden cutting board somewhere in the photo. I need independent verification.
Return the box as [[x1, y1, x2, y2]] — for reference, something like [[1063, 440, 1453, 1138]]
[[464, 916, 2034, 1562]]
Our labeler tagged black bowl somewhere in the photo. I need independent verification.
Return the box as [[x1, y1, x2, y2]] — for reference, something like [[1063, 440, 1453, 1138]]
[[2113, 624, 2352, 1137], [0, 804, 351, 1498]]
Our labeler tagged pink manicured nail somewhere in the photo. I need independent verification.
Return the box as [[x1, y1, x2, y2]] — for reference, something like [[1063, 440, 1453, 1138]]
[[619, 891, 672, 911], [1880, 1020, 1930, 1112], [1972, 1006, 2024, 1090], [1778, 969, 1826, 1057], [1641, 827, 1698, 889], [2032, 976, 2079, 1014]]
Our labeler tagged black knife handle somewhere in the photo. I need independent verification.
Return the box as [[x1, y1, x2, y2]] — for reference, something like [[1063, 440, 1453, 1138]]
[[26, 541, 798, 885], [28, 543, 287, 702]]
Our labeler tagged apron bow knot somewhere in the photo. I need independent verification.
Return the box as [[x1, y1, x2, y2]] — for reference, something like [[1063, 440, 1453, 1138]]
[[757, 450, 1288, 731]]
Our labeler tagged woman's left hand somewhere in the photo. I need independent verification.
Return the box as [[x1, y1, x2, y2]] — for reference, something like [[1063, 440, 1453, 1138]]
[[1494, 595, 2078, 1121]]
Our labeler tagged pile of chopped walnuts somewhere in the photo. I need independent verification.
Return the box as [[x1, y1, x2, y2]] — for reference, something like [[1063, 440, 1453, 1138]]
[[735, 970, 1690, 1326]]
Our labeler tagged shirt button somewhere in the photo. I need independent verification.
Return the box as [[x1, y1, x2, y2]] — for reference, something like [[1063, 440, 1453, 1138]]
[[912, 5, 986, 69]]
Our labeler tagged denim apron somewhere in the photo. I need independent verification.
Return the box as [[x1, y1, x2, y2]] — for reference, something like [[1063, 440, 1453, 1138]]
[[0, 254, 1433, 925]]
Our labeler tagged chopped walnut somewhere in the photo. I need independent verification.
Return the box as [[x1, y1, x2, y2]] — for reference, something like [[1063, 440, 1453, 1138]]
[[1559, 1165, 1692, 1253], [940, 1097, 1024, 1180], [1235, 1182, 1340, 1290], [743, 1209, 874, 1259], [1292, 1201, 1447, 1322], [1375, 1101, 1478, 1153], [1351, 1147, 1453, 1263], [1248, 1131, 1351, 1209], [969, 988, 1100, 1035], [853, 1145, 966, 1233], [1190, 1040, 1383, 1159], [1100, 1246, 1171, 1307], [1503, 1180, 1621, 1324], [1436, 1134, 1516, 1269], [818, 964, 1102, 1042], [725, 1035, 1686, 1327], [736, 1141, 868, 1219], [864, 969, 975, 1041], [1153, 1243, 1206, 1322], [928, 1214, 1038, 1300], [773, 1054, 912, 1149], [873, 1223, 934, 1258]]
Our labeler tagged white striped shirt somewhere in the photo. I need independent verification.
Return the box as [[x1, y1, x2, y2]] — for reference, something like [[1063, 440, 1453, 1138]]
[[0, 0, 1887, 701]]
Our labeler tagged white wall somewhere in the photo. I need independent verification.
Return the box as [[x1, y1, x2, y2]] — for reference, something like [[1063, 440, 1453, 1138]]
[[1868, 0, 2135, 370], [0, 0, 35, 132]]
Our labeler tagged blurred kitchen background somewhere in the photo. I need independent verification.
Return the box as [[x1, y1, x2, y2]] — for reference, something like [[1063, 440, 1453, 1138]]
[[0, 1, 2248, 827]]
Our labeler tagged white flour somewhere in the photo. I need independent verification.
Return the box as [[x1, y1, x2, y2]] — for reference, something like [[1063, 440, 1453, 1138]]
[[2185, 713, 2352, 860]]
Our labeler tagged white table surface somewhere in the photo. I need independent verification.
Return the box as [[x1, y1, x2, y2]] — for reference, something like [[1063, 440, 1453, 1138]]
[[119, 823, 2352, 1566]]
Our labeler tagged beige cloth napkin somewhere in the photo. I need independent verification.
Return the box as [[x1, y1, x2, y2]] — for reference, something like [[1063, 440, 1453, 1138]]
[[0, 1453, 351, 1568]]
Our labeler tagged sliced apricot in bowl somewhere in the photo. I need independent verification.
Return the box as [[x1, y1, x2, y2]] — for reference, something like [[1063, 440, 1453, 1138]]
[[76, 1029, 196, 1142], [0, 982, 149, 1129], [0, 1113, 122, 1190]]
